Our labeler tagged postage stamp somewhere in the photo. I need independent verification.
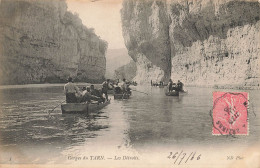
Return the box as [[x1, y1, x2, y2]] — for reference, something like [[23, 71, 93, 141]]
[[212, 92, 249, 135]]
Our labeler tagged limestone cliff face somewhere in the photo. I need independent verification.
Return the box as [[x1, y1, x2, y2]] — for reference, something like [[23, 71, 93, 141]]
[[0, 0, 107, 85], [121, 0, 260, 89], [121, 0, 171, 84], [114, 60, 137, 81]]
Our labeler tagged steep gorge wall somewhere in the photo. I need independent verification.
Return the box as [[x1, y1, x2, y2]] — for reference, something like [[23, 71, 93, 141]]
[[0, 0, 107, 85], [114, 60, 137, 81], [121, 0, 260, 89], [121, 0, 171, 84]]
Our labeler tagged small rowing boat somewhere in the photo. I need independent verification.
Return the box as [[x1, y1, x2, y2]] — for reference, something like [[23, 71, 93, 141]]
[[114, 93, 131, 99], [61, 100, 110, 114], [179, 90, 188, 95], [107, 89, 114, 94], [165, 91, 179, 96], [165, 90, 188, 96], [159, 85, 165, 88]]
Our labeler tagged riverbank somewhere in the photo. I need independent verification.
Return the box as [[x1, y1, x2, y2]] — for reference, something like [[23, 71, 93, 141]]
[[0, 83, 103, 90], [0, 83, 259, 90]]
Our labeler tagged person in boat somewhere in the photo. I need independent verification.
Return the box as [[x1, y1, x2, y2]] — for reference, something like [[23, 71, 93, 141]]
[[172, 83, 178, 91], [167, 79, 173, 92], [114, 83, 122, 94], [64, 77, 80, 103], [120, 78, 130, 94], [126, 81, 132, 94], [177, 80, 184, 92], [90, 85, 105, 103], [126, 85, 131, 94], [102, 79, 114, 101], [80, 86, 101, 103], [116, 79, 120, 85]]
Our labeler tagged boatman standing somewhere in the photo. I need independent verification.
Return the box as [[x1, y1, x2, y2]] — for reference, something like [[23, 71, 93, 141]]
[[102, 79, 113, 101], [64, 77, 80, 103], [167, 79, 173, 92], [120, 78, 128, 93], [120, 78, 131, 94]]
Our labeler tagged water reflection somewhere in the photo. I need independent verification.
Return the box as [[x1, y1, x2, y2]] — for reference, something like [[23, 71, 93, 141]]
[[0, 85, 259, 163]]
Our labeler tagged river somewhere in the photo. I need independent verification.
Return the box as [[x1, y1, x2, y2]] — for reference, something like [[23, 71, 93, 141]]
[[0, 84, 259, 166]]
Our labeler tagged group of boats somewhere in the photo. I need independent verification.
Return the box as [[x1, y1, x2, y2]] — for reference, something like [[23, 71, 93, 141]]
[[61, 89, 131, 114], [61, 85, 187, 114]]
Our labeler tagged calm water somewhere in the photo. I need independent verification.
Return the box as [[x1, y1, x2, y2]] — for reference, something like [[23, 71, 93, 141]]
[[0, 84, 259, 164]]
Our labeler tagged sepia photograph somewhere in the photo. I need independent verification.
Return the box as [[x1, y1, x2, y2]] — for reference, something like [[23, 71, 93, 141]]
[[0, 0, 259, 167]]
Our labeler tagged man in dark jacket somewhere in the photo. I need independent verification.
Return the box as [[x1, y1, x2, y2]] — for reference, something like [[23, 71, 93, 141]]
[[168, 79, 173, 92], [177, 80, 184, 92], [102, 79, 113, 100]]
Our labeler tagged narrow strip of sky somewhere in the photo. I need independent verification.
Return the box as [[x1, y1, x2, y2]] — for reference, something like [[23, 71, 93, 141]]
[[67, 0, 125, 49]]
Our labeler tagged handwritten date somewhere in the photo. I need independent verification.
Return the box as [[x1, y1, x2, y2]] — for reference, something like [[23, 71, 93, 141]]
[[167, 151, 201, 165]]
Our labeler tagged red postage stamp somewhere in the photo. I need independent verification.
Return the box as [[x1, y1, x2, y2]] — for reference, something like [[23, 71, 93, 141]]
[[212, 92, 248, 135]]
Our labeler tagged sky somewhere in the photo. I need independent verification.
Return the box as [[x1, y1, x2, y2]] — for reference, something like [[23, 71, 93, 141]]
[[67, 0, 125, 49]]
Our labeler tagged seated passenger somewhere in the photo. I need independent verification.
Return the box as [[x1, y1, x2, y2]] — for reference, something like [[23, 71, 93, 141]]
[[177, 80, 184, 92], [172, 83, 178, 91], [114, 84, 122, 94], [90, 85, 105, 103], [126, 83, 131, 94], [80, 87, 100, 103]]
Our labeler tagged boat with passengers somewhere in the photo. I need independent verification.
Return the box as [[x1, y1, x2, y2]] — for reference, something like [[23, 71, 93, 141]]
[[61, 99, 110, 114]]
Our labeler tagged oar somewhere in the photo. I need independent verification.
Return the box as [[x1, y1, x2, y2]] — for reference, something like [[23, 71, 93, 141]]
[[131, 89, 149, 95], [48, 100, 66, 114]]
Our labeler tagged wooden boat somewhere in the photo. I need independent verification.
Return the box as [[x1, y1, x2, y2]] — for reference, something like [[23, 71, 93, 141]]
[[165, 91, 179, 96], [114, 93, 131, 99], [107, 89, 114, 94], [61, 100, 110, 114], [179, 90, 188, 95]]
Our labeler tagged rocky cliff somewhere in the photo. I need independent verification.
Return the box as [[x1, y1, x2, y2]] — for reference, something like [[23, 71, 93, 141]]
[[105, 48, 131, 79], [0, 0, 107, 85], [114, 60, 137, 81], [121, 0, 260, 89]]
